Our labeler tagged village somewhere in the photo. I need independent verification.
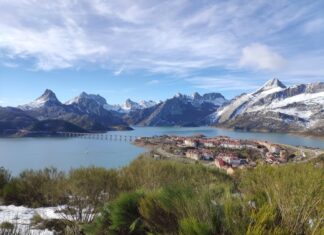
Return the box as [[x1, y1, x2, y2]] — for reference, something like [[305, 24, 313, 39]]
[[134, 135, 309, 174]]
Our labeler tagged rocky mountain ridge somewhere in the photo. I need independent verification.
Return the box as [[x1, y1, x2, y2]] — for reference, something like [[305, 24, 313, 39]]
[[211, 78, 324, 135], [1, 78, 323, 136]]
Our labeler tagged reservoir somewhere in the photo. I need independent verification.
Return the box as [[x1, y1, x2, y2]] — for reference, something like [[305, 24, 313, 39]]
[[0, 126, 323, 175]]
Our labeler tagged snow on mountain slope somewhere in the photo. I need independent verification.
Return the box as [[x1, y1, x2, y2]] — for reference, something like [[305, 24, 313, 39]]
[[139, 100, 157, 108], [213, 78, 323, 123], [65, 92, 107, 106], [214, 91, 282, 123], [173, 92, 227, 107], [104, 99, 158, 113], [247, 91, 324, 118], [19, 89, 62, 110], [212, 78, 324, 134]]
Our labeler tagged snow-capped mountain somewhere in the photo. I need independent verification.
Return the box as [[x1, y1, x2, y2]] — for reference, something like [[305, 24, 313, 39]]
[[65, 92, 107, 106], [124, 92, 227, 126], [139, 100, 157, 108], [172, 92, 226, 107], [104, 99, 158, 113], [210, 78, 324, 135], [19, 89, 62, 110], [17, 90, 130, 132]]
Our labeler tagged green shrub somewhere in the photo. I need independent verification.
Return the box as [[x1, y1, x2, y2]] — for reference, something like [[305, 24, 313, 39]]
[[0, 221, 14, 230], [109, 191, 145, 235], [239, 163, 324, 234], [0, 167, 11, 194], [31, 213, 43, 226], [3, 167, 66, 207], [65, 167, 119, 223], [179, 217, 212, 235]]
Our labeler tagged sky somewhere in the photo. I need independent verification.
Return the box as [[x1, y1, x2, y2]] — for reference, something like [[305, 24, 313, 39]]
[[0, 0, 324, 106]]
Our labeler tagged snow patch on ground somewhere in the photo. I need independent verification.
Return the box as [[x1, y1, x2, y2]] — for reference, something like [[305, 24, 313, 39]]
[[0, 205, 63, 235]]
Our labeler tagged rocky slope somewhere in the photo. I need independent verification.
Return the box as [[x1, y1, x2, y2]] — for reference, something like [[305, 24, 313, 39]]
[[104, 98, 158, 113], [0, 107, 37, 136], [124, 92, 227, 126], [18, 90, 131, 132], [211, 78, 324, 135]]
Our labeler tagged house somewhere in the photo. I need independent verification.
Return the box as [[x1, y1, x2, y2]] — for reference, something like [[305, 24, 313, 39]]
[[220, 141, 244, 149], [270, 145, 281, 154], [265, 152, 279, 164], [216, 152, 246, 168], [214, 159, 235, 175], [219, 152, 240, 163], [201, 150, 214, 160], [257, 141, 280, 154], [184, 139, 198, 147], [203, 141, 215, 148], [279, 150, 287, 162], [186, 150, 201, 160], [215, 158, 227, 169]]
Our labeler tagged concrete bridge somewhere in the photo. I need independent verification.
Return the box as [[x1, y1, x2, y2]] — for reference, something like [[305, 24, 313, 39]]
[[57, 132, 140, 141], [4, 129, 141, 141]]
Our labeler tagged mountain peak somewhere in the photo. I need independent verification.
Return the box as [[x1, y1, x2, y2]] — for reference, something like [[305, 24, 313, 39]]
[[37, 89, 58, 102], [66, 92, 107, 105], [19, 89, 60, 110], [192, 92, 201, 99], [253, 78, 286, 95], [80, 91, 88, 97], [262, 78, 286, 90]]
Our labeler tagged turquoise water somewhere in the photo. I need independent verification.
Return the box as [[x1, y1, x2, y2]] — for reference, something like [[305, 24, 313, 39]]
[[0, 127, 323, 175]]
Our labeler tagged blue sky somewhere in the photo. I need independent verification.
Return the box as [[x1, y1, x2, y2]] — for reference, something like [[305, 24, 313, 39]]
[[0, 0, 324, 106]]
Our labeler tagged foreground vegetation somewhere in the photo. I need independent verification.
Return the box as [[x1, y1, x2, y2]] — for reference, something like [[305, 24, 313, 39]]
[[0, 154, 324, 234]]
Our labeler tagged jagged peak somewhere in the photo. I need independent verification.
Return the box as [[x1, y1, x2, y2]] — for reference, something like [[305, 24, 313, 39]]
[[253, 78, 286, 95], [192, 92, 201, 99], [66, 92, 107, 105], [262, 78, 286, 89], [37, 89, 57, 99], [36, 89, 59, 102], [174, 92, 185, 98]]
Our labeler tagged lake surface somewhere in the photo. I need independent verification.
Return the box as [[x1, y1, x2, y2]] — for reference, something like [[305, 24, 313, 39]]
[[0, 126, 323, 175]]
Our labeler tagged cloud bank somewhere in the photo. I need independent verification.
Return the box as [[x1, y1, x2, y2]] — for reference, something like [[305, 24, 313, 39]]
[[0, 0, 323, 82]]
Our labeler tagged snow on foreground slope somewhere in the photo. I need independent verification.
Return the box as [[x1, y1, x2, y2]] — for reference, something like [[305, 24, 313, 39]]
[[210, 79, 324, 126], [0, 205, 63, 235]]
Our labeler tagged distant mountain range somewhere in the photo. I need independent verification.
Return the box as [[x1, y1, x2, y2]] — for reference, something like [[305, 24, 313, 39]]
[[124, 92, 227, 126], [0, 78, 323, 136]]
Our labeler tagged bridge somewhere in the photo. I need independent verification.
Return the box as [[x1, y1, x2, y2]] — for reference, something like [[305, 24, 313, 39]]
[[57, 132, 140, 141], [3, 129, 141, 142]]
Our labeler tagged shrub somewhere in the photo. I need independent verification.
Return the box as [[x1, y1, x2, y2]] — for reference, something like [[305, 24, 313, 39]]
[[109, 191, 145, 235], [65, 167, 119, 223], [3, 167, 66, 207], [239, 163, 324, 234], [179, 217, 212, 235], [0, 221, 14, 230], [0, 167, 11, 194]]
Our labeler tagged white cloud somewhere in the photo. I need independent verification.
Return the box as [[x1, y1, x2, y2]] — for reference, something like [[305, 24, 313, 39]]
[[239, 43, 286, 71], [0, 0, 322, 80]]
